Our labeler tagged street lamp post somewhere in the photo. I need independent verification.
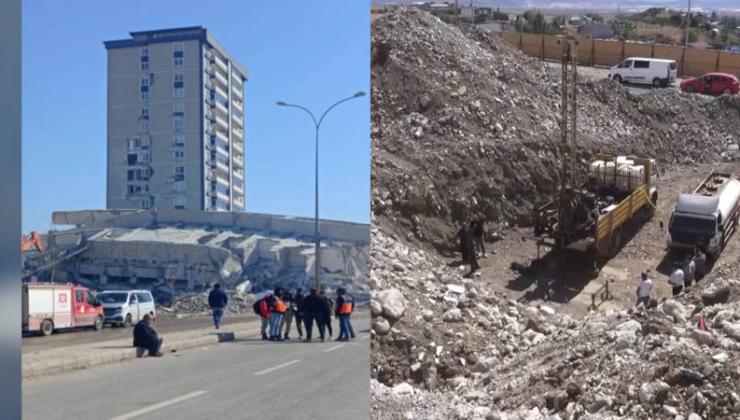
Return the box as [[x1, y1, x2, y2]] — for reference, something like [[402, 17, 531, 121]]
[[277, 91, 366, 289]]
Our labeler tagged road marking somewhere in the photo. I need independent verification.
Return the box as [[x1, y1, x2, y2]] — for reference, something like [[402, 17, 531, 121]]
[[109, 390, 207, 420], [254, 359, 301, 376], [322, 344, 347, 353]]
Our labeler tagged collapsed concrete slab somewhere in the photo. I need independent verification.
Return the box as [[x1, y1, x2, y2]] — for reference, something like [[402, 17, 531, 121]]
[[26, 209, 370, 302]]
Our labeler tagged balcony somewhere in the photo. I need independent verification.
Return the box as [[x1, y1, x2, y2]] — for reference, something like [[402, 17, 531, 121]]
[[232, 87, 243, 100], [232, 99, 243, 112], [204, 50, 212, 60], [233, 169, 244, 180], [214, 100, 228, 116], [215, 129, 229, 144], [205, 81, 214, 91], [212, 55, 228, 72], [232, 141, 243, 154], [216, 175, 230, 187], [212, 71, 228, 88], [216, 190, 230, 203], [204, 64, 214, 75], [215, 85, 228, 101], [215, 115, 228, 130], [215, 144, 229, 158], [233, 156, 244, 168], [233, 183, 244, 194], [232, 114, 243, 127], [233, 127, 243, 139], [211, 160, 229, 174], [205, 111, 215, 122]]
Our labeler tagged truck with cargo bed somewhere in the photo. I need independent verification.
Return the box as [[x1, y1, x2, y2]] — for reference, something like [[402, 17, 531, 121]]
[[22, 282, 104, 336], [535, 153, 659, 264], [667, 172, 740, 259]]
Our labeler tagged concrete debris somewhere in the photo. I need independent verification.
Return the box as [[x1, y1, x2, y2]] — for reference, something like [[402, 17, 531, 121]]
[[370, 8, 740, 420]]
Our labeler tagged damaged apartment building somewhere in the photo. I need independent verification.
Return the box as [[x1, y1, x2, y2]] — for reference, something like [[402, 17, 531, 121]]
[[25, 210, 370, 302]]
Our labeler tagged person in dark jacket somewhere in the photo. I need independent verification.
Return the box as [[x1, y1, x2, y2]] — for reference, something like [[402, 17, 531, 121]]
[[293, 288, 305, 339], [473, 220, 487, 258], [335, 288, 355, 341], [133, 314, 163, 357], [320, 290, 334, 338], [280, 290, 296, 340], [207, 283, 228, 330], [301, 287, 326, 342], [466, 221, 480, 272], [457, 224, 469, 263]]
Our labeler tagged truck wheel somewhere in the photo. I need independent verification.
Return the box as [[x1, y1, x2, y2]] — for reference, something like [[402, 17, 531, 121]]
[[685, 85, 695, 93], [724, 88, 732, 95], [652, 78, 661, 88], [123, 314, 133, 328], [40, 319, 54, 337], [609, 227, 623, 257], [612, 75, 622, 84], [92, 316, 104, 331]]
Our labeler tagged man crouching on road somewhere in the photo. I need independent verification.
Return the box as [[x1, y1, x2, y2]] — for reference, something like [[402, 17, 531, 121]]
[[133, 314, 163, 357]]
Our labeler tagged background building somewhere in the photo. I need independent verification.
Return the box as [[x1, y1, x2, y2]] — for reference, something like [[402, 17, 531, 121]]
[[104, 26, 248, 212]]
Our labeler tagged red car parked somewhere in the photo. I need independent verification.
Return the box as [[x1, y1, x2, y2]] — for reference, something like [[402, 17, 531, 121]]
[[680, 72, 740, 96]]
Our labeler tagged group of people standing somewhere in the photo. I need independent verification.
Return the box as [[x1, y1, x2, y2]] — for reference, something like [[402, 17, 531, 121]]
[[457, 220, 487, 273], [250, 286, 356, 343], [636, 248, 707, 306]]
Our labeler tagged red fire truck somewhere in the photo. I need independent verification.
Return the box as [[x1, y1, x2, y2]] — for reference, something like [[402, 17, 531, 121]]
[[22, 283, 105, 336]]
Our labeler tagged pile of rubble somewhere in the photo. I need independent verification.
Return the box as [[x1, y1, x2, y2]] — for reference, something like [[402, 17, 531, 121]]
[[160, 290, 257, 316], [371, 8, 740, 252], [371, 225, 740, 419], [371, 8, 740, 419]]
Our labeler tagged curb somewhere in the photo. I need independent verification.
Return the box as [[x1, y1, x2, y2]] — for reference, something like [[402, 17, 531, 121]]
[[22, 326, 260, 379]]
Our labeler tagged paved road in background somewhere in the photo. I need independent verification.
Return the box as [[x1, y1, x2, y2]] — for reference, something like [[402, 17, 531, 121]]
[[22, 313, 255, 353], [23, 318, 371, 420]]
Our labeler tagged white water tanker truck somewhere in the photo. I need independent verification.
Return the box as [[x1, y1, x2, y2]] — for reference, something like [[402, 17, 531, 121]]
[[667, 172, 740, 259]]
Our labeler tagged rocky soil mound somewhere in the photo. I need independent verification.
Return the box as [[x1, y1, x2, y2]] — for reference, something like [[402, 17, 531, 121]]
[[371, 224, 740, 420], [371, 8, 740, 253]]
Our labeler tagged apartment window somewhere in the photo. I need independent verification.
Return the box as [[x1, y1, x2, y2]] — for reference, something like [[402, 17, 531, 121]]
[[140, 77, 149, 101], [173, 118, 184, 130], [173, 103, 184, 116], [140, 198, 151, 209], [173, 197, 186, 210], [140, 107, 149, 117], [139, 122, 148, 132], [173, 73, 184, 97], [173, 43, 184, 67], [174, 150, 185, 160], [174, 165, 185, 181], [173, 181, 186, 192], [140, 47, 149, 70], [173, 134, 185, 145], [127, 168, 150, 181], [127, 184, 150, 195]]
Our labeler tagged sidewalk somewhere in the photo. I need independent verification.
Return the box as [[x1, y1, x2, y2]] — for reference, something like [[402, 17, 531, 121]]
[[22, 310, 369, 379], [22, 319, 262, 379]]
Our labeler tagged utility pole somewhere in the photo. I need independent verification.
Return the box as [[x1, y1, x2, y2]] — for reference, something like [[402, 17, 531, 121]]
[[684, 0, 691, 47]]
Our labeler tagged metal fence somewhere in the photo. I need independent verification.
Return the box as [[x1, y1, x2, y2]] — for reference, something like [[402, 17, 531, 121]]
[[492, 31, 740, 79]]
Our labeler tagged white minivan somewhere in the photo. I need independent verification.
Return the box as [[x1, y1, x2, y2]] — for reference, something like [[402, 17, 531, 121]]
[[608, 57, 677, 87], [98, 290, 156, 327]]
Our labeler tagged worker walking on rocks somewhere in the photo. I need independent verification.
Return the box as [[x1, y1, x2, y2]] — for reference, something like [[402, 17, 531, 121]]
[[320, 290, 334, 338], [268, 290, 287, 341], [280, 290, 296, 340], [683, 254, 696, 288], [302, 287, 326, 342], [253, 292, 272, 340], [207, 283, 228, 330], [294, 288, 305, 339], [693, 248, 706, 282], [133, 314, 163, 357], [466, 221, 480, 273], [669, 263, 685, 296], [474, 220, 487, 258], [635, 271, 653, 308], [335, 288, 355, 341]]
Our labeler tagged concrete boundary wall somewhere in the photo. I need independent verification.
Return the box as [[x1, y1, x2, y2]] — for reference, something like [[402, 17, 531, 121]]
[[491, 31, 740, 79], [52, 210, 370, 244]]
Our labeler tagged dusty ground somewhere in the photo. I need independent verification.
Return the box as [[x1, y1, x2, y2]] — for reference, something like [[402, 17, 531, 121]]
[[447, 163, 740, 317]]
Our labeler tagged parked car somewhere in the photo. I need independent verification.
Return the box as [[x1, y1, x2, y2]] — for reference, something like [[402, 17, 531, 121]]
[[608, 57, 677, 87], [680, 72, 740, 96], [22, 283, 104, 336], [97, 290, 156, 327]]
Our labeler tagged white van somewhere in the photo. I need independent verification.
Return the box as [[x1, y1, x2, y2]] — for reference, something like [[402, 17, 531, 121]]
[[608, 57, 677, 87], [98, 290, 156, 327]]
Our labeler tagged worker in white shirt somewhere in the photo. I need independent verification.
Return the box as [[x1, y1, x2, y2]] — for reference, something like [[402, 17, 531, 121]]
[[683, 254, 696, 288], [636, 271, 653, 307], [668, 263, 685, 296]]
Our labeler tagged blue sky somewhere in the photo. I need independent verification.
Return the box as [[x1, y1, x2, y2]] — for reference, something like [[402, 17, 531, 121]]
[[22, 0, 370, 233]]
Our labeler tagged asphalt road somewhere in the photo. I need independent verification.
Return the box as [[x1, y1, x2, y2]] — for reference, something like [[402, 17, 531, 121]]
[[22, 313, 255, 353], [23, 317, 371, 420]]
